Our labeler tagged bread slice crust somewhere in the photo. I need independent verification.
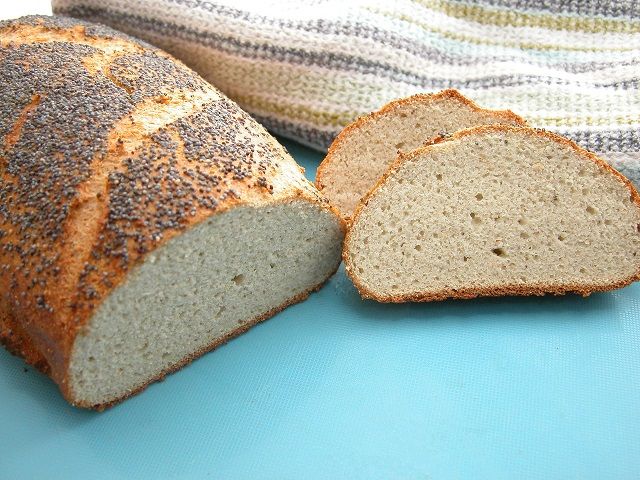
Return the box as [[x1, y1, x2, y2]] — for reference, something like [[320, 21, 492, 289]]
[[344, 125, 640, 302], [315, 89, 526, 222]]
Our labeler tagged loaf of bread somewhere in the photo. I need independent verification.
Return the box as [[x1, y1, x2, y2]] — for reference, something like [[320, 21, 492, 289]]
[[0, 16, 344, 409], [344, 125, 640, 302], [316, 90, 525, 222]]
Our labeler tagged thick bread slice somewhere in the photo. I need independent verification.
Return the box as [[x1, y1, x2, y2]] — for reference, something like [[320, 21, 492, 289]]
[[0, 16, 344, 409], [316, 90, 526, 222], [344, 126, 640, 302]]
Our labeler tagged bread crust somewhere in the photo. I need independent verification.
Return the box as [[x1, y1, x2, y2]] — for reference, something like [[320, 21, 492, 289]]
[[344, 125, 640, 302], [0, 16, 344, 406], [315, 89, 526, 221]]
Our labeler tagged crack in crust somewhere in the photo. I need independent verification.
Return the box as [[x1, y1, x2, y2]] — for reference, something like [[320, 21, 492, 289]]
[[4, 94, 42, 150]]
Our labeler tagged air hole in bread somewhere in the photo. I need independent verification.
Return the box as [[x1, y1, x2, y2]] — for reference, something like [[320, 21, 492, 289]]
[[586, 206, 597, 215], [395, 142, 406, 150], [232, 274, 245, 285], [475, 193, 483, 200], [492, 248, 508, 258]]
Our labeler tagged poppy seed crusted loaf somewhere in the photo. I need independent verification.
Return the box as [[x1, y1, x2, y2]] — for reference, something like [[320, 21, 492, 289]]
[[315, 90, 526, 222], [0, 16, 344, 409], [344, 125, 640, 302]]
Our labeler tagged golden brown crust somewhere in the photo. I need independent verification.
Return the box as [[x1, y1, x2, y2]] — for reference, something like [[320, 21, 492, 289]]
[[343, 124, 640, 302], [349, 277, 640, 304], [0, 15, 339, 406], [315, 89, 527, 204]]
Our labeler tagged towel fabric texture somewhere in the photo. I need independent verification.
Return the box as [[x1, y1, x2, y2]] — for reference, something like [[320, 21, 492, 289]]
[[52, 0, 640, 187]]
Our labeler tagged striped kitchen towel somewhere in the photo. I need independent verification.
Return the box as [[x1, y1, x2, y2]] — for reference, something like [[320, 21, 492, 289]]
[[52, 0, 640, 186]]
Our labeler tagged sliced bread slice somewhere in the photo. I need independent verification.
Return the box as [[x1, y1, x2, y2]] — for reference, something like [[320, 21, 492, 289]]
[[344, 125, 640, 302], [316, 90, 526, 222]]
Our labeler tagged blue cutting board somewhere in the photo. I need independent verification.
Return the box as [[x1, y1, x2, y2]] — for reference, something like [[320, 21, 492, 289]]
[[1, 139, 639, 480]]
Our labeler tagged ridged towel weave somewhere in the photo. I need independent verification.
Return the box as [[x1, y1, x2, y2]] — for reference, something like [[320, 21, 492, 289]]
[[52, 0, 640, 187]]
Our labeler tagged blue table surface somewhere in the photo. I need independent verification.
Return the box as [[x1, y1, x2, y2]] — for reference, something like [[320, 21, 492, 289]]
[[1, 139, 639, 480]]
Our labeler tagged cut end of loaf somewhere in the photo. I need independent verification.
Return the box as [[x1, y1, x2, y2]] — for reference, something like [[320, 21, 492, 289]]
[[316, 89, 526, 222], [68, 200, 343, 408], [344, 126, 640, 302]]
